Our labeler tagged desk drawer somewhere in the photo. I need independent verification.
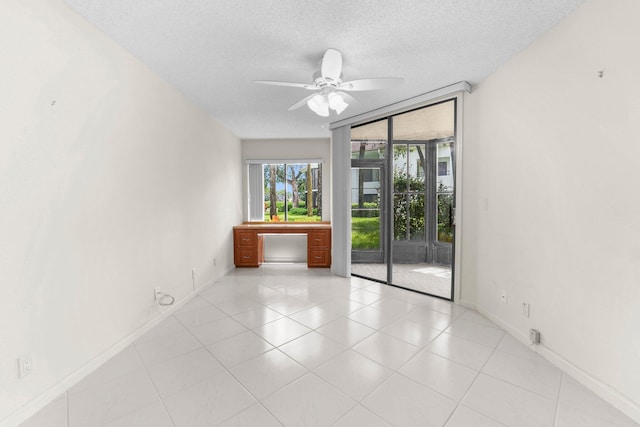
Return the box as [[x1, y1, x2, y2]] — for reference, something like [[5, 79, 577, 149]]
[[308, 230, 330, 248], [235, 230, 257, 247], [235, 248, 259, 267], [308, 249, 330, 267]]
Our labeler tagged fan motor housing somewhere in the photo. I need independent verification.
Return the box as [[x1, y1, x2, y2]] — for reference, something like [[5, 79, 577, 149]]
[[312, 71, 342, 88]]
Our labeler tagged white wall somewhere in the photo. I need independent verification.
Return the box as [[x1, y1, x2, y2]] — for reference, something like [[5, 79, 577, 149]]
[[263, 235, 307, 263], [463, 0, 640, 420], [0, 1, 242, 424], [241, 138, 331, 221]]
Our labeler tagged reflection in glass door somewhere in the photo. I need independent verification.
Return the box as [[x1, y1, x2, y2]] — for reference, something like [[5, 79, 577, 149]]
[[350, 100, 456, 300]]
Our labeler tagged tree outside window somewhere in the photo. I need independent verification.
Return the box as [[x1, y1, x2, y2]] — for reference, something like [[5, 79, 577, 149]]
[[263, 163, 322, 222]]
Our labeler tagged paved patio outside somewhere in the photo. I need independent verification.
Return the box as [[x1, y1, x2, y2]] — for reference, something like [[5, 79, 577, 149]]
[[351, 263, 452, 299]]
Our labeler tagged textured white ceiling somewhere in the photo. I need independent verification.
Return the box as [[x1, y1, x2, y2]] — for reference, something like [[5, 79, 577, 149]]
[[62, 0, 584, 139]]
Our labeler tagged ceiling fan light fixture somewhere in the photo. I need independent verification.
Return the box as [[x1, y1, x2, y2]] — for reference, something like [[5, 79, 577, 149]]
[[307, 94, 324, 113], [328, 92, 348, 115], [307, 93, 332, 117], [327, 92, 342, 109], [334, 102, 348, 115], [317, 100, 330, 117]]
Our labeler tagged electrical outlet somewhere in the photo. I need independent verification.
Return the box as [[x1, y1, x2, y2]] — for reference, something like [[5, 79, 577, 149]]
[[522, 302, 530, 317], [154, 287, 162, 301], [500, 290, 507, 304], [530, 328, 541, 344], [18, 355, 33, 378], [213, 258, 217, 266], [192, 268, 196, 279]]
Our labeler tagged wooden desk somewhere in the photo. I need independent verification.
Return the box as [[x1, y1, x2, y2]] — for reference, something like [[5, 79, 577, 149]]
[[233, 222, 331, 268]]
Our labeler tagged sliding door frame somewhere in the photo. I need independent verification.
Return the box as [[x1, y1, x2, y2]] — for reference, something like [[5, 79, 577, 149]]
[[335, 87, 467, 302], [390, 99, 457, 300]]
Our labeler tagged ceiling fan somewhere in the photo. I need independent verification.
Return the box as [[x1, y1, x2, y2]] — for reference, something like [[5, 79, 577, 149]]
[[254, 48, 404, 117]]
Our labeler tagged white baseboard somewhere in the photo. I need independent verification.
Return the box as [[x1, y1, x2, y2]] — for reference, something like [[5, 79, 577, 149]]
[[1, 275, 220, 427], [263, 257, 307, 263], [476, 304, 640, 424], [458, 299, 477, 310]]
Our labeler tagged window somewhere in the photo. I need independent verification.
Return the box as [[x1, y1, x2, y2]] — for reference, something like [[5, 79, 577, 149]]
[[248, 162, 322, 222], [438, 160, 449, 176]]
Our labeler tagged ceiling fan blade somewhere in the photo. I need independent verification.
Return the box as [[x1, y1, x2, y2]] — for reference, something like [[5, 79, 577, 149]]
[[288, 93, 319, 111], [339, 77, 404, 91], [254, 80, 315, 90], [321, 49, 342, 81]]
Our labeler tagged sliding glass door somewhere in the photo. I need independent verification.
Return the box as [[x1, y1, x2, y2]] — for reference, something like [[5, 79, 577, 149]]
[[350, 99, 456, 300], [350, 120, 387, 282]]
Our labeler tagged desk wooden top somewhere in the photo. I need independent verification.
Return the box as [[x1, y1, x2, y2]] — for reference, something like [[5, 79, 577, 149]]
[[234, 222, 331, 233]]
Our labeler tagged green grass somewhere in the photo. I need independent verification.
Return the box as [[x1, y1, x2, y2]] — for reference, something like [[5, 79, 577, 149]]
[[263, 213, 322, 222], [260, 214, 382, 248], [351, 217, 380, 250]]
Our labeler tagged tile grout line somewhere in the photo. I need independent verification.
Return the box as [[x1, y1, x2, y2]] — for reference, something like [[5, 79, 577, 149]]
[[552, 372, 566, 427], [330, 316, 444, 418], [155, 293, 288, 426], [163, 284, 281, 424], [131, 343, 178, 427], [193, 313, 285, 426], [480, 368, 562, 403], [222, 348, 308, 425], [439, 331, 509, 427]]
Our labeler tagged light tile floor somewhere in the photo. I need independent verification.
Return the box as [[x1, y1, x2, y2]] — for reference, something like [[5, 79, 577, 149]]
[[20, 265, 639, 427]]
